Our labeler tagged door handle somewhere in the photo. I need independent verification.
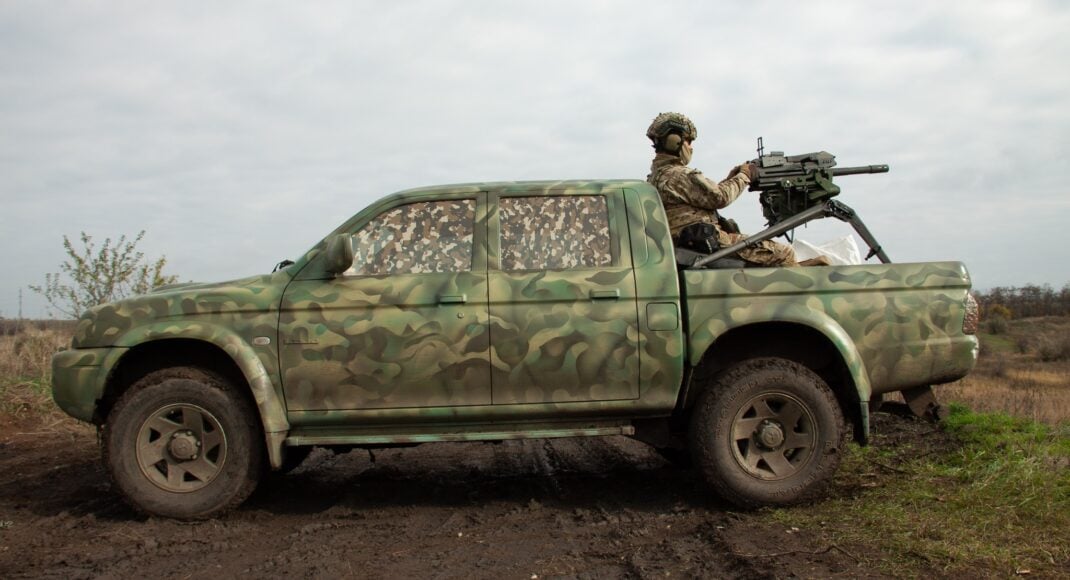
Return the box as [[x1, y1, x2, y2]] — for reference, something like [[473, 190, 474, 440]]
[[439, 294, 468, 304], [589, 289, 621, 300]]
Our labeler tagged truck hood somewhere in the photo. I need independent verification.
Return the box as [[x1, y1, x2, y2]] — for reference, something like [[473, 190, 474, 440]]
[[148, 274, 274, 294], [72, 272, 291, 348]]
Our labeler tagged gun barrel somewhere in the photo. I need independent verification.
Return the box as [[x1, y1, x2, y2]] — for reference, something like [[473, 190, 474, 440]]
[[830, 164, 889, 176]]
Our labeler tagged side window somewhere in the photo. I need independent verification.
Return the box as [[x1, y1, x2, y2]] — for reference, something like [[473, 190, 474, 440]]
[[346, 199, 475, 275], [499, 195, 612, 271]]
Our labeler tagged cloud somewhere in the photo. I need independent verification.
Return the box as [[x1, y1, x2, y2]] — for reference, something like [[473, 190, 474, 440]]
[[2, 1, 1068, 317]]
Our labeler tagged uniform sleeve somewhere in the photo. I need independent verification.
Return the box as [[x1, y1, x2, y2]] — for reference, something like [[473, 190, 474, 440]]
[[683, 169, 750, 210]]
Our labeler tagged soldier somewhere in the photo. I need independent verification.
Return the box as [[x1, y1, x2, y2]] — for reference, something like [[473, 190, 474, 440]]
[[646, 112, 797, 267]]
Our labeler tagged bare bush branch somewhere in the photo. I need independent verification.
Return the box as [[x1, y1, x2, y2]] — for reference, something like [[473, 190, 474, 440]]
[[29, 231, 178, 318]]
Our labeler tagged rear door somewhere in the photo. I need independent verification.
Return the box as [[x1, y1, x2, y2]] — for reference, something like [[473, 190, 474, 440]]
[[487, 190, 640, 404]]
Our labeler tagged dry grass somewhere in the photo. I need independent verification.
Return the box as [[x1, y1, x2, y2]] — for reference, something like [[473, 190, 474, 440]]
[[943, 370, 1070, 425], [940, 316, 1070, 425], [0, 327, 73, 420], [0, 328, 70, 377]]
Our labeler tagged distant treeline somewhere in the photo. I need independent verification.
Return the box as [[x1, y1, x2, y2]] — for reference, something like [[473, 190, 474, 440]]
[[976, 283, 1070, 319]]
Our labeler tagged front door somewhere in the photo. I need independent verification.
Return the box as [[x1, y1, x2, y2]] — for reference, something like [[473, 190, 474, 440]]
[[280, 194, 491, 412]]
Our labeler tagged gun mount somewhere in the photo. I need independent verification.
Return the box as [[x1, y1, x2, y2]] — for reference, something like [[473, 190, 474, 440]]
[[691, 138, 891, 269]]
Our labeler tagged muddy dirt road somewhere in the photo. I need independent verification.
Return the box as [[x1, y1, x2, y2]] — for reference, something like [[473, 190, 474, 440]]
[[0, 417, 889, 579]]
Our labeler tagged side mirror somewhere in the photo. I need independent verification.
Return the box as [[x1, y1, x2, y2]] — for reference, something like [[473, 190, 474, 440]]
[[324, 233, 354, 275]]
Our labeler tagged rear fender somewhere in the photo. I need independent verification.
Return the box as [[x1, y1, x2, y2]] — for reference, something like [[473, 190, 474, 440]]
[[690, 304, 873, 434]]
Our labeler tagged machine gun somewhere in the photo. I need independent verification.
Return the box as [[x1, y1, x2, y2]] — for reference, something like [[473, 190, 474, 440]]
[[691, 138, 892, 269], [751, 140, 888, 227]]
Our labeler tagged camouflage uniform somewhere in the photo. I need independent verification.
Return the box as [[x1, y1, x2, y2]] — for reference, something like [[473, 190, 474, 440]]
[[647, 154, 796, 266]]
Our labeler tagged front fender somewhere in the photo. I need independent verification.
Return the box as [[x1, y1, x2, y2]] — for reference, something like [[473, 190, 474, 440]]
[[113, 321, 290, 469]]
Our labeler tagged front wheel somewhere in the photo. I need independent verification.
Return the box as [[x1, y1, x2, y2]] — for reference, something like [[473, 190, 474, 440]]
[[689, 358, 845, 508], [102, 367, 264, 519]]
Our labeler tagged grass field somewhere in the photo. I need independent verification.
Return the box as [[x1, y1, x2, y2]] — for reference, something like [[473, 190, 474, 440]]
[[774, 405, 1069, 576], [941, 316, 1070, 425], [0, 326, 69, 418]]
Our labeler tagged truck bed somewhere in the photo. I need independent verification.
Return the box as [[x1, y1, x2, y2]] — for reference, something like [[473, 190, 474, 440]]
[[681, 261, 979, 399]]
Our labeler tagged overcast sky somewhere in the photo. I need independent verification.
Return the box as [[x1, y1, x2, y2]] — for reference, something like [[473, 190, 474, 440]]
[[2, 1, 1068, 318]]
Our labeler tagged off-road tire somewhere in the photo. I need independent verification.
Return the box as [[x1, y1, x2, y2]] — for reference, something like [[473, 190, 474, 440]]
[[102, 366, 264, 519], [689, 357, 845, 508]]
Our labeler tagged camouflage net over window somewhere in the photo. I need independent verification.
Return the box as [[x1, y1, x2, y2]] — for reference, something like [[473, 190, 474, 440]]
[[348, 199, 475, 275], [499, 195, 612, 271]]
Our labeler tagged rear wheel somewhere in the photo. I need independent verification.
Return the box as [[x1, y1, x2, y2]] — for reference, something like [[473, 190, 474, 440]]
[[102, 367, 264, 519], [690, 357, 845, 508]]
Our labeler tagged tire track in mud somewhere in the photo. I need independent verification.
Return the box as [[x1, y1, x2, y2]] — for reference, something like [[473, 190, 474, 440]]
[[1, 427, 861, 578]]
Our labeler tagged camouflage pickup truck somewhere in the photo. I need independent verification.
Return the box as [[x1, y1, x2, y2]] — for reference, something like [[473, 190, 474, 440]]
[[52, 180, 979, 519]]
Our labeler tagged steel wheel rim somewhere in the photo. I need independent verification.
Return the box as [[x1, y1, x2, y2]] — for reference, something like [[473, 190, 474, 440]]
[[729, 391, 818, 481], [135, 403, 228, 493]]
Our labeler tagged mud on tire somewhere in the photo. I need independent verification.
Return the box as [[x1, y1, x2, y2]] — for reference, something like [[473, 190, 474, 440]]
[[689, 357, 845, 508], [101, 367, 264, 519]]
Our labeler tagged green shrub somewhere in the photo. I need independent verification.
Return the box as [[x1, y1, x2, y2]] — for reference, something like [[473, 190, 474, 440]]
[[985, 316, 1009, 335], [985, 303, 1013, 320]]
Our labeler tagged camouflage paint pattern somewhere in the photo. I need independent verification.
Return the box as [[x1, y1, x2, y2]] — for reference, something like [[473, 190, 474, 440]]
[[281, 181, 684, 428], [58, 272, 293, 467], [279, 270, 493, 411], [489, 192, 640, 404], [683, 261, 979, 401], [279, 191, 489, 412], [486, 267, 641, 404], [279, 186, 662, 412], [52, 346, 124, 422], [623, 186, 687, 408], [51, 179, 975, 470], [646, 112, 698, 144]]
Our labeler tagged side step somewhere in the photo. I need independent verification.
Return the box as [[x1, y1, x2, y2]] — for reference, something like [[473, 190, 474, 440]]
[[285, 422, 636, 447]]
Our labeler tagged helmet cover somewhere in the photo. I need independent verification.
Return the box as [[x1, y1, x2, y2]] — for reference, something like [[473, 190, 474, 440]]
[[646, 112, 698, 146]]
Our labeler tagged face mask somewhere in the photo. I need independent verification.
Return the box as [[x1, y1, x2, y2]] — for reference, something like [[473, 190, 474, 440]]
[[679, 141, 693, 165]]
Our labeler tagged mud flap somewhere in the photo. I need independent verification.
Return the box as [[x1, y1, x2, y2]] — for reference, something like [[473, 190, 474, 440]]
[[266, 431, 287, 470], [901, 385, 949, 422]]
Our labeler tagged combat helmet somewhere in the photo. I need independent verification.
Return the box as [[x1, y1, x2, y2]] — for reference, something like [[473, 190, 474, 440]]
[[646, 112, 697, 154]]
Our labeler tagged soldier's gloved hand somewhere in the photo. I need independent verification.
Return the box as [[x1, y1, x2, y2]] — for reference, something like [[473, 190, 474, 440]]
[[741, 162, 759, 182], [728, 163, 759, 181]]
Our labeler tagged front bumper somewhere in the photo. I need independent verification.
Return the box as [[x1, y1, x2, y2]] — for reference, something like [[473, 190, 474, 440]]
[[51, 347, 126, 423]]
